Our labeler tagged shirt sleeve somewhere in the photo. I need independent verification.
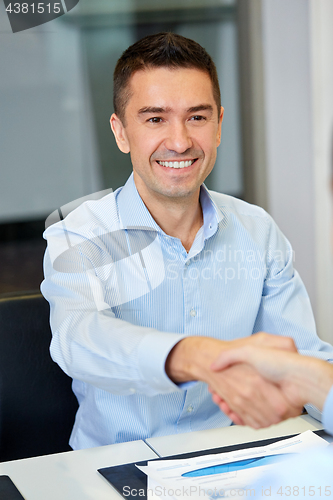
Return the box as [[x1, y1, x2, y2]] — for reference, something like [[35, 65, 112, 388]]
[[41, 219, 186, 397], [252, 213, 333, 422], [322, 385, 333, 436], [253, 213, 333, 358]]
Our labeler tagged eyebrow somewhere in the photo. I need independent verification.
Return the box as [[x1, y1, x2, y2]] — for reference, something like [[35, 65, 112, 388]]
[[137, 104, 214, 115], [138, 106, 172, 115], [187, 105, 214, 114]]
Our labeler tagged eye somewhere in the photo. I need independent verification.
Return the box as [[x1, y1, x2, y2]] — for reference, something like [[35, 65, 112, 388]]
[[190, 115, 206, 121], [148, 117, 163, 123]]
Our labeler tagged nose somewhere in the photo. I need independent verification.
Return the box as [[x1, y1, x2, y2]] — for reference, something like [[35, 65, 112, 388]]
[[164, 122, 193, 154]]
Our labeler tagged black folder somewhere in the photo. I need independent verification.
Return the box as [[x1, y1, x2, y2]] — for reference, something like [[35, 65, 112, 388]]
[[98, 430, 331, 500], [0, 476, 25, 500]]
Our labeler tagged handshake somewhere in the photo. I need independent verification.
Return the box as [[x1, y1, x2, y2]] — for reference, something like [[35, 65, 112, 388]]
[[166, 332, 333, 429]]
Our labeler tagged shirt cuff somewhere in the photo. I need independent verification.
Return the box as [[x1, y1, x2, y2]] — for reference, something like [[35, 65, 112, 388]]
[[138, 331, 188, 393], [322, 385, 333, 436]]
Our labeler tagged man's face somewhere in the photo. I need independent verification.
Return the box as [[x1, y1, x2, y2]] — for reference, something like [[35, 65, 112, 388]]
[[111, 67, 223, 203]]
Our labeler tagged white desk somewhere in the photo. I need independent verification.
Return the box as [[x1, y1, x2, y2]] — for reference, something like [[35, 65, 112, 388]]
[[146, 414, 324, 456], [0, 415, 325, 499], [0, 440, 157, 500]]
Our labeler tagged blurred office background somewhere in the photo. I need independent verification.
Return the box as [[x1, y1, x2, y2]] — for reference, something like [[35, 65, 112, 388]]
[[0, 0, 333, 343]]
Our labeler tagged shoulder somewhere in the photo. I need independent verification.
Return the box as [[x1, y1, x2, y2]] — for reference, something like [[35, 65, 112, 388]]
[[207, 189, 286, 250], [208, 189, 272, 223], [44, 186, 123, 240]]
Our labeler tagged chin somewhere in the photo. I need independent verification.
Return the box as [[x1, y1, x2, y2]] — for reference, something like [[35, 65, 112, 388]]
[[159, 187, 197, 199]]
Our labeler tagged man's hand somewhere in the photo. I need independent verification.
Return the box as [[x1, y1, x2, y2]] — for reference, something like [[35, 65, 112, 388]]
[[165, 333, 302, 429], [210, 344, 333, 415]]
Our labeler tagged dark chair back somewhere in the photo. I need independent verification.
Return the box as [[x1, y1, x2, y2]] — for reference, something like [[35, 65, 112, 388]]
[[0, 293, 78, 462]]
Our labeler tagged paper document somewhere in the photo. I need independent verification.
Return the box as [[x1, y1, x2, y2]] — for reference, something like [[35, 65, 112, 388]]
[[137, 431, 328, 500]]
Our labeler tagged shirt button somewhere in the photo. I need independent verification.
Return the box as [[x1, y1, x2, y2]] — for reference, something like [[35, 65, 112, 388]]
[[129, 388, 136, 394], [190, 309, 196, 317], [185, 260, 190, 266], [187, 405, 194, 413]]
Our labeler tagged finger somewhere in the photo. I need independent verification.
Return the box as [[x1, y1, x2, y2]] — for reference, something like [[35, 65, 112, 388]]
[[210, 364, 295, 429], [211, 392, 223, 405], [258, 378, 303, 424], [211, 334, 297, 373], [211, 391, 245, 424], [211, 391, 245, 425], [220, 394, 264, 428], [210, 390, 246, 425], [209, 364, 270, 426], [210, 346, 249, 371], [221, 408, 245, 425], [217, 400, 245, 425], [252, 332, 297, 352]]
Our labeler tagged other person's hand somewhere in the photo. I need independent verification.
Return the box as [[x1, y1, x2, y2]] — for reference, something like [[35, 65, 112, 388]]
[[210, 343, 333, 424]]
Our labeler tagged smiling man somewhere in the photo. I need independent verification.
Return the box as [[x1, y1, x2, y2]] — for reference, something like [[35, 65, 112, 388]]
[[42, 33, 333, 449], [111, 66, 222, 253]]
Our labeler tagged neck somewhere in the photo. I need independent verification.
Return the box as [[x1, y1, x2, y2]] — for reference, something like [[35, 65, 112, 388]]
[[134, 183, 203, 253]]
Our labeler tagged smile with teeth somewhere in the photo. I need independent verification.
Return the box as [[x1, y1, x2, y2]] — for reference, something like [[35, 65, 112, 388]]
[[157, 159, 196, 169]]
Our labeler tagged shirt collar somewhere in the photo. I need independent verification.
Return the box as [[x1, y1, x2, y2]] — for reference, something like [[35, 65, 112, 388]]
[[117, 173, 162, 232], [117, 173, 223, 240], [200, 183, 223, 240]]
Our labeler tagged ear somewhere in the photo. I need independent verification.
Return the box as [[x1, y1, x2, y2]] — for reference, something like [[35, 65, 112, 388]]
[[110, 113, 130, 153], [216, 107, 224, 147], [216, 106, 224, 147]]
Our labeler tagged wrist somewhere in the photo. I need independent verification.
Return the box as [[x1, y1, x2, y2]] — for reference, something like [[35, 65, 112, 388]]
[[291, 357, 333, 410], [165, 336, 227, 383]]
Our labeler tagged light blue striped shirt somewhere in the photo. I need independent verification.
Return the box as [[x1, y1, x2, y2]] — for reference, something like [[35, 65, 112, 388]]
[[41, 174, 333, 450]]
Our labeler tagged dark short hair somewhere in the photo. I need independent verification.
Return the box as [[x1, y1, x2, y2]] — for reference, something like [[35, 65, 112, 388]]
[[113, 32, 221, 124]]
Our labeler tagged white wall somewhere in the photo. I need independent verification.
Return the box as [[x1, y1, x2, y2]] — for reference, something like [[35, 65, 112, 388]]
[[260, 0, 333, 342], [310, 0, 333, 342]]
